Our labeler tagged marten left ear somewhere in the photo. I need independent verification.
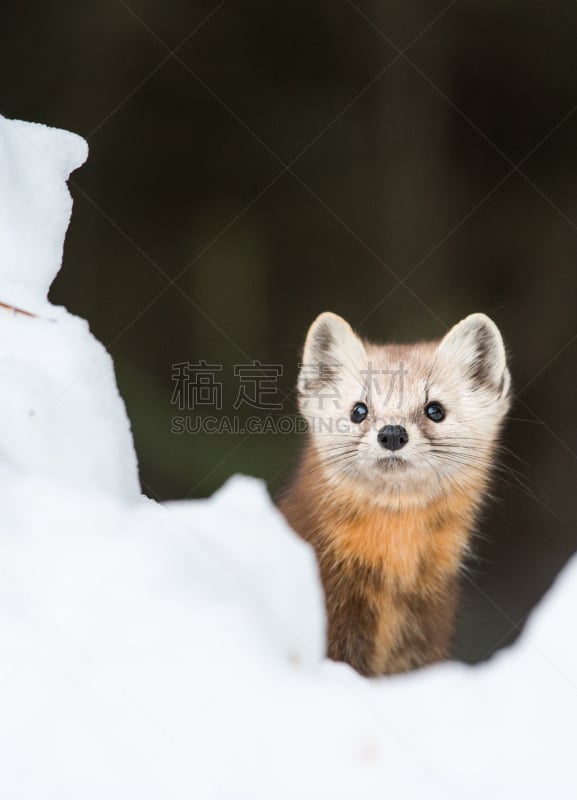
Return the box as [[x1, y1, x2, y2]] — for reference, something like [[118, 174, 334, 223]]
[[298, 311, 366, 398], [438, 313, 510, 397]]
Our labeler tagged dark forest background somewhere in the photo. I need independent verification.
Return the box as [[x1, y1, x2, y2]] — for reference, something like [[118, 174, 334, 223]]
[[2, 0, 577, 663]]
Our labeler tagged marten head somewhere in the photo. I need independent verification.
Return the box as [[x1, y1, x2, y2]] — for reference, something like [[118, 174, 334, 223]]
[[297, 312, 511, 507]]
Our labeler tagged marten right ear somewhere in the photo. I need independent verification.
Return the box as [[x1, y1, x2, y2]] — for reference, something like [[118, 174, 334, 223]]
[[298, 312, 366, 397], [438, 313, 511, 400]]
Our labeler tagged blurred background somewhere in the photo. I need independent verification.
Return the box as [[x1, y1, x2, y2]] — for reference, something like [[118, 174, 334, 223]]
[[2, 0, 576, 663]]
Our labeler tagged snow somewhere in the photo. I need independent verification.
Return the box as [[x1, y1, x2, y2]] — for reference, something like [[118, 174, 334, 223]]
[[0, 115, 139, 499], [1, 112, 576, 799], [0, 116, 87, 313]]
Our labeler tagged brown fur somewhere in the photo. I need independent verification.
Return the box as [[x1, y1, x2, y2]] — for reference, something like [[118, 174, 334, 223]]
[[278, 443, 484, 676]]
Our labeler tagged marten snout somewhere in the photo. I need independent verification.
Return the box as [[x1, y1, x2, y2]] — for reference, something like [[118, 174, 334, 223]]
[[377, 424, 409, 451]]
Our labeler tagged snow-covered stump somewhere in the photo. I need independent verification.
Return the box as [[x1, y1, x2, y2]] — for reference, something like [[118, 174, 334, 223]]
[[0, 114, 576, 799]]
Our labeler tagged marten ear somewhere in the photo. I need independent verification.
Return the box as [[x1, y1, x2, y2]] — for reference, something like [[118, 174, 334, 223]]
[[438, 313, 510, 397], [298, 312, 366, 397]]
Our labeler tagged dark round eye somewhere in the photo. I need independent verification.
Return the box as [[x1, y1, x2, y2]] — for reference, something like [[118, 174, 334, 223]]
[[425, 402, 445, 423], [350, 402, 369, 424]]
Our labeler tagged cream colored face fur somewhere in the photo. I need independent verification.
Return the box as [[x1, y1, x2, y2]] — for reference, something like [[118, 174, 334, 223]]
[[298, 312, 511, 507]]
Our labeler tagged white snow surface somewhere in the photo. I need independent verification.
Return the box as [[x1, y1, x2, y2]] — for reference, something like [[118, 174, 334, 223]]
[[1, 114, 576, 799], [0, 115, 87, 313], [0, 114, 139, 499]]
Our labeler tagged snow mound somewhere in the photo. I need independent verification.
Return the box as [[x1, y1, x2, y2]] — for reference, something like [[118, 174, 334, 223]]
[[0, 473, 329, 800], [0, 114, 139, 498], [1, 114, 576, 799], [0, 115, 87, 313]]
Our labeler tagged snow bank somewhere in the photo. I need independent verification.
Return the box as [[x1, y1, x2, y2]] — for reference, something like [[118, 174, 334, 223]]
[[0, 115, 139, 499], [1, 114, 576, 799], [0, 116, 87, 313]]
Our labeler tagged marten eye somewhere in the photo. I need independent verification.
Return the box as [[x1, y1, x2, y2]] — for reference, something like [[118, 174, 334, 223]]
[[350, 402, 369, 424], [425, 402, 445, 423]]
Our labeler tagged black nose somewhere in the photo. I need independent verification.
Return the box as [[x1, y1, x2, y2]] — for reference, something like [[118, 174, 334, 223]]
[[377, 425, 409, 452]]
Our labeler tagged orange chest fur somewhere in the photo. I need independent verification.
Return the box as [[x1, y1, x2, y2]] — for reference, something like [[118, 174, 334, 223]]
[[318, 495, 473, 594]]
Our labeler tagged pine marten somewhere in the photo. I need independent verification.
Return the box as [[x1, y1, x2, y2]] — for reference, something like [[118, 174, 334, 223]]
[[278, 312, 510, 676]]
